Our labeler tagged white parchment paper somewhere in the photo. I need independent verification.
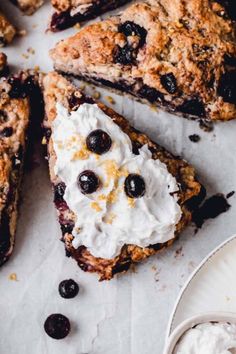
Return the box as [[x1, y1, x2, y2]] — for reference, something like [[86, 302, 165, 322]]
[[0, 2, 236, 353]]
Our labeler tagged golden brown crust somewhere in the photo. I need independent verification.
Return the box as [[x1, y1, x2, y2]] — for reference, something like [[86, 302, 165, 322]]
[[0, 78, 30, 265], [0, 12, 16, 46], [51, 0, 236, 121], [43, 72, 202, 280]]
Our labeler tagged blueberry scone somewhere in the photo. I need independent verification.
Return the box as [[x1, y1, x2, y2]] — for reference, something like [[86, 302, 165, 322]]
[[10, 0, 44, 15], [51, 0, 236, 121], [0, 76, 31, 266], [0, 12, 16, 47], [42, 72, 203, 280], [50, 0, 131, 31]]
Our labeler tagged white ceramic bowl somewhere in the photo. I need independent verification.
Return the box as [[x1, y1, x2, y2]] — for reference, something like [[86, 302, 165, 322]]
[[163, 312, 236, 354]]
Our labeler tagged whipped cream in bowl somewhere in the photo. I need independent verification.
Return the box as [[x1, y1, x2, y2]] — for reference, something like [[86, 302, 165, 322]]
[[52, 102, 182, 259], [164, 313, 236, 354]]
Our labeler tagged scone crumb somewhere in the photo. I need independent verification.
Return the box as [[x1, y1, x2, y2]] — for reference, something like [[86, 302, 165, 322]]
[[9, 273, 18, 281], [105, 96, 115, 105], [90, 202, 102, 212], [18, 29, 27, 37], [104, 212, 117, 224], [127, 198, 135, 208], [42, 136, 47, 145], [34, 65, 40, 72], [27, 47, 35, 55], [74, 23, 81, 30], [93, 91, 101, 99]]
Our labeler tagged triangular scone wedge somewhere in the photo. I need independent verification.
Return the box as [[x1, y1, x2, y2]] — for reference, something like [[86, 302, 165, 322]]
[[51, 0, 236, 121], [0, 12, 16, 47], [42, 72, 203, 280], [0, 75, 32, 265], [50, 0, 131, 31], [10, 0, 43, 15]]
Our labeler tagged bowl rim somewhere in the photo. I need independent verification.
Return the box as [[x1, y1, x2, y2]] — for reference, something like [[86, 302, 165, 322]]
[[166, 233, 236, 339], [163, 312, 236, 354]]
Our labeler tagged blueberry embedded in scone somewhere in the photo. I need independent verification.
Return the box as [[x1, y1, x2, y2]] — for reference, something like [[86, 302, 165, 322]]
[[0, 71, 43, 266], [49, 0, 131, 32], [50, 0, 236, 121], [42, 72, 203, 280]]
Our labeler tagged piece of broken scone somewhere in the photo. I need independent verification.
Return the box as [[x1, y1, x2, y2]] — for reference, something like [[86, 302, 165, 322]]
[[10, 0, 43, 15], [49, 0, 131, 31], [0, 12, 16, 47], [50, 0, 236, 121], [42, 72, 203, 280]]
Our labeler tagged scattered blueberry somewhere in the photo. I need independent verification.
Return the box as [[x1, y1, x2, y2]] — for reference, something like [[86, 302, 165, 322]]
[[59, 279, 79, 299], [218, 71, 236, 104], [44, 314, 70, 340], [160, 73, 177, 94], [124, 174, 146, 198], [78, 170, 100, 194], [86, 129, 112, 155]]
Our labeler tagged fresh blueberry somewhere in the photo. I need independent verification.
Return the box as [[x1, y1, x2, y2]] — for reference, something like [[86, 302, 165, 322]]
[[58, 279, 79, 299], [77, 170, 100, 194], [44, 314, 70, 340], [86, 129, 112, 155], [124, 174, 146, 198]]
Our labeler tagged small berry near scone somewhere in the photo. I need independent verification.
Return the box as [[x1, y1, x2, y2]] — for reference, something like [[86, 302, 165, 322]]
[[44, 314, 71, 339], [59, 279, 79, 299]]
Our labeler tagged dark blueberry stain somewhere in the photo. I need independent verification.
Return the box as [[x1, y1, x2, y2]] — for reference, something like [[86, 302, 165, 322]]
[[192, 193, 231, 229], [188, 134, 201, 143]]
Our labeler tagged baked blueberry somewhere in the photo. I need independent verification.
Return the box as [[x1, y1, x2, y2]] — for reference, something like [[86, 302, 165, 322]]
[[54, 182, 66, 203], [124, 174, 146, 198], [8, 77, 26, 99], [178, 97, 206, 117], [218, 71, 236, 104], [160, 73, 177, 94], [0, 127, 13, 137], [86, 129, 112, 155], [118, 21, 147, 46], [78, 170, 100, 194], [59, 279, 79, 299], [50, 11, 72, 32], [114, 45, 136, 65], [138, 85, 164, 103], [44, 314, 70, 340]]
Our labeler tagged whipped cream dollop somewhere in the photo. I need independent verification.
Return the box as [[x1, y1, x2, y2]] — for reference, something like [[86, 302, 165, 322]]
[[174, 322, 236, 354], [52, 103, 182, 259]]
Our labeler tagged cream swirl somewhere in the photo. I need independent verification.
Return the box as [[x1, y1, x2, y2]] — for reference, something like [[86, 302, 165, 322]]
[[174, 322, 236, 354], [52, 103, 182, 259]]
